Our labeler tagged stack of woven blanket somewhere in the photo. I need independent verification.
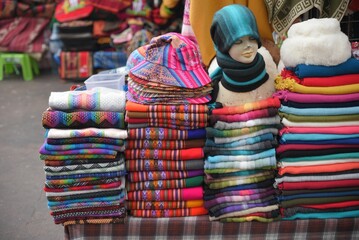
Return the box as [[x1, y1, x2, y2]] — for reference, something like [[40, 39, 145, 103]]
[[204, 98, 281, 222], [124, 32, 211, 217], [124, 102, 209, 217], [274, 18, 359, 220], [39, 87, 128, 225], [274, 58, 359, 220]]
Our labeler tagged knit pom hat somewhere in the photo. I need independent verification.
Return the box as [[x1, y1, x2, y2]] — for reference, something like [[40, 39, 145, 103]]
[[210, 4, 261, 54]]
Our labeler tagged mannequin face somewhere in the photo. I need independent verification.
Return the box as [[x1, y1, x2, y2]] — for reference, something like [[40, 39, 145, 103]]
[[228, 36, 258, 63]]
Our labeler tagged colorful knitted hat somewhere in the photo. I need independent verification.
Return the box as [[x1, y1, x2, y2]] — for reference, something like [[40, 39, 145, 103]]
[[130, 32, 211, 89], [126, 44, 148, 70], [210, 4, 261, 54]]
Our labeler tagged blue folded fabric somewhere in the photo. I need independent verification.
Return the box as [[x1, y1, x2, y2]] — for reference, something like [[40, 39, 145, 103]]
[[279, 105, 359, 116], [288, 57, 359, 78]]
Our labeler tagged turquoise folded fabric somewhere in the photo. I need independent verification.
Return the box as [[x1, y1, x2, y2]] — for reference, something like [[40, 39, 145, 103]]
[[279, 105, 359, 116], [283, 209, 359, 220]]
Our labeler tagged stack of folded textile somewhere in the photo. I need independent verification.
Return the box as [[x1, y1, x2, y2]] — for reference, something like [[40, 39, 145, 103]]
[[39, 87, 128, 225], [274, 18, 359, 220], [124, 32, 211, 217], [204, 97, 282, 222]]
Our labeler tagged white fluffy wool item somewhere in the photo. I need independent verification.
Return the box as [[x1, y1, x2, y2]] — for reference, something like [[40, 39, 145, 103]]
[[280, 18, 352, 67]]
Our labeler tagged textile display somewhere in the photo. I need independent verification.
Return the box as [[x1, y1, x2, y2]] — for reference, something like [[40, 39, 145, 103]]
[[264, 0, 350, 35], [0, 17, 49, 53], [204, 96, 280, 222], [39, 82, 128, 225], [274, 19, 359, 220], [59, 51, 93, 80], [124, 32, 211, 218]]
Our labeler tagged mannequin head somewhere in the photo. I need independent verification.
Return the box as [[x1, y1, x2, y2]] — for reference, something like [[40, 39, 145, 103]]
[[229, 36, 259, 63], [210, 4, 261, 55]]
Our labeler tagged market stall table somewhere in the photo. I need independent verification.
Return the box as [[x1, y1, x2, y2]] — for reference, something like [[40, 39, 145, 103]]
[[64, 216, 359, 239]]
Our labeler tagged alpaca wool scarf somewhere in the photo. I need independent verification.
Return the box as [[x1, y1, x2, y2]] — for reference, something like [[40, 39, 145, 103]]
[[215, 52, 269, 92]]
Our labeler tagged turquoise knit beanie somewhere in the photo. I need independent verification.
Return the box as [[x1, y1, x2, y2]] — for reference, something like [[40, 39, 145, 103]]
[[210, 4, 261, 54]]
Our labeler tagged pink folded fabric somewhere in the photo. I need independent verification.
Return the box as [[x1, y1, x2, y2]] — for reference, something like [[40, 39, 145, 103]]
[[274, 90, 359, 103], [279, 126, 359, 135]]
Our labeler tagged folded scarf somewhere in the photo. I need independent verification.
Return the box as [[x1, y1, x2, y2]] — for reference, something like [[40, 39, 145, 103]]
[[205, 169, 271, 181], [43, 142, 124, 151], [45, 177, 121, 189], [126, 117, 208, 128], [281, 117, 359, 128], [275, 76, 359, 95], [280, 126, 359, 135], [127, 127, 206, 140], [52, 206, 127, 224], [44, 154, 124, 166], [44, 161, 123, 173], [205, 140, 276, 153], [48, 195, 124, 207], [211, 97, 280, 115], [206, 174, 274, 190], [280, 196, 359, 209], [206, 149, 276, 163], [211, 199, 278, 217], [49, 87, 126, 112], [276, 173, 359, 186], [126, 159, 204, 171], [45, 184, 126, 197], [206, 125, 279, 138], [129, 207, 208, 217], [127, 200, 204, 210], [274, 90, 359, 103], [127, 186, 204, 201], [42, 110, 125, 129], [61, 217, 126, 226], [209, 108, 278, 125], [205, 132, 274, 148], [279, 112, 359, 123], [280, 133, 359, 143], [283, 205, 359, 218], [279, 105, 359, 116], [205, 188, 275, 209], [126, 139, 205, 150], [46, 127, 128, 139], [288, 57, 359, 78], [209, 204, 278, 221], [126, 111, 208, 122], [213, 116, 281, 130], [204, 156, 277, 170], [298, 73, 359, 87], [276, 143, 359, 154], [45, 171, 126, 181], [126, 176, 204, 191], [46, 136, 125, 145], [39, 146, 118, 156], [127, 170, 204, 182], [40, 153, 117, 160], [125, 101, 209, 113], [214, 128, 279, 144], [283, 209, 359, 220], [48, 200, 124, 212], [278, 158, 359, 168], [278, 162, 359, 176], [44, 164, 125, 177], [125, 148, 204, 161], [280, 99, 359, 109], [204, 179, 274, 196]]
